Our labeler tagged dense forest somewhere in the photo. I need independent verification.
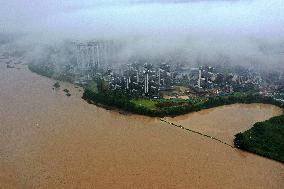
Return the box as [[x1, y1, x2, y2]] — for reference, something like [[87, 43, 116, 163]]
[[234, 115, 284, 162]]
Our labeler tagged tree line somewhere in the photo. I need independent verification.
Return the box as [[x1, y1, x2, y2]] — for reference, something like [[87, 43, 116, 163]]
[[82, 88, 284, 117]]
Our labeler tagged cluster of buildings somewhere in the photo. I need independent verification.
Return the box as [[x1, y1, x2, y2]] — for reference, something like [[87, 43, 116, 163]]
[[69, 40, 284, 99], [104, 63, 269, 98], [1, 38, 283, 101]]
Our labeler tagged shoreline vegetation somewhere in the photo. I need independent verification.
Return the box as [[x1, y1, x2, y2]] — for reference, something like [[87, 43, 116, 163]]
[[234, 115, 284, 162], [82, 78, 284, 117], [28, 64, 284, 162], [83, 87, 283, 117]]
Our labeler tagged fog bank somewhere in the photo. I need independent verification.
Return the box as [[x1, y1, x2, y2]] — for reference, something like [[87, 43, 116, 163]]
[[1, 0, 283, 71]]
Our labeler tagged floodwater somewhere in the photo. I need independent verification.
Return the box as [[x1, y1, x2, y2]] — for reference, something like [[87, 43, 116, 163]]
[[0, 61, 283, 189], [164, 103, 283, 145]]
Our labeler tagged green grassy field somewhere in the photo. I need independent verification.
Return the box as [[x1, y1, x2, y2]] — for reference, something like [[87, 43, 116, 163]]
[[138, 93, 255, 112], [130, 99, 159, 110]]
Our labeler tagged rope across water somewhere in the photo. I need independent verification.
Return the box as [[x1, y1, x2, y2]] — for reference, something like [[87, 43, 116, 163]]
[[160, 119, 235, 148]]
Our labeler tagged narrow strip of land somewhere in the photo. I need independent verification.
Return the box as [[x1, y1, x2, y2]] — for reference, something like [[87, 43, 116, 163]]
[[160, 118, 235, 148]]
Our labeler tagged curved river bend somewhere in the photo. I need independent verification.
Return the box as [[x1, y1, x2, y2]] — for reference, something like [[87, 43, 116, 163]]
[[0, 62, 283, 189]]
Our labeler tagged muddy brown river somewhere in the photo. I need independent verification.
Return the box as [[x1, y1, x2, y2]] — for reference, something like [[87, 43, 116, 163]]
[[0, 61, 283, 189]]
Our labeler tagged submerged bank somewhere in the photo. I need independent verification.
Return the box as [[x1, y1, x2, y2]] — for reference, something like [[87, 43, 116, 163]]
[[82, 86, 284, 162], [28, 64, 284, 162], [1, 62, 283, 188]]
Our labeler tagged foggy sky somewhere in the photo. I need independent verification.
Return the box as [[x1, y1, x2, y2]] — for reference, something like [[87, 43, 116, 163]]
[[1, 0, 284, 70], [2, 0, 283, 37]]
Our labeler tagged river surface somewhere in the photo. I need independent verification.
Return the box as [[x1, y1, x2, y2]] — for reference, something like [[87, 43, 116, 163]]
[[164, 103, 283, 145], [0, 61, 283, 189]]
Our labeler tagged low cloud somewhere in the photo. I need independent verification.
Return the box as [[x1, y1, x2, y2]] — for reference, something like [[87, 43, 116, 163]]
[[1, 0, 283, 71]]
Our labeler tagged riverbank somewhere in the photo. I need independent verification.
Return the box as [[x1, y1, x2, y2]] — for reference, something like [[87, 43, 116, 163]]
[[28, 63, 284, 117], [82, 81, 284, 162], [28, 64, 284, 162], [1, 61, 283, 188], [82, 87, 284, 117]]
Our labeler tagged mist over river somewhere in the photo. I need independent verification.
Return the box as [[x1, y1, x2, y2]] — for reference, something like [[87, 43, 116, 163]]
[[0, 61, 283, 189]]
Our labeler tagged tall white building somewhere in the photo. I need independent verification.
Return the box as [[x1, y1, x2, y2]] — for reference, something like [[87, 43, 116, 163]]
[[198, 69, 202, 88], [76, 41, 116, 72], [144, 73, 149, 94]]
